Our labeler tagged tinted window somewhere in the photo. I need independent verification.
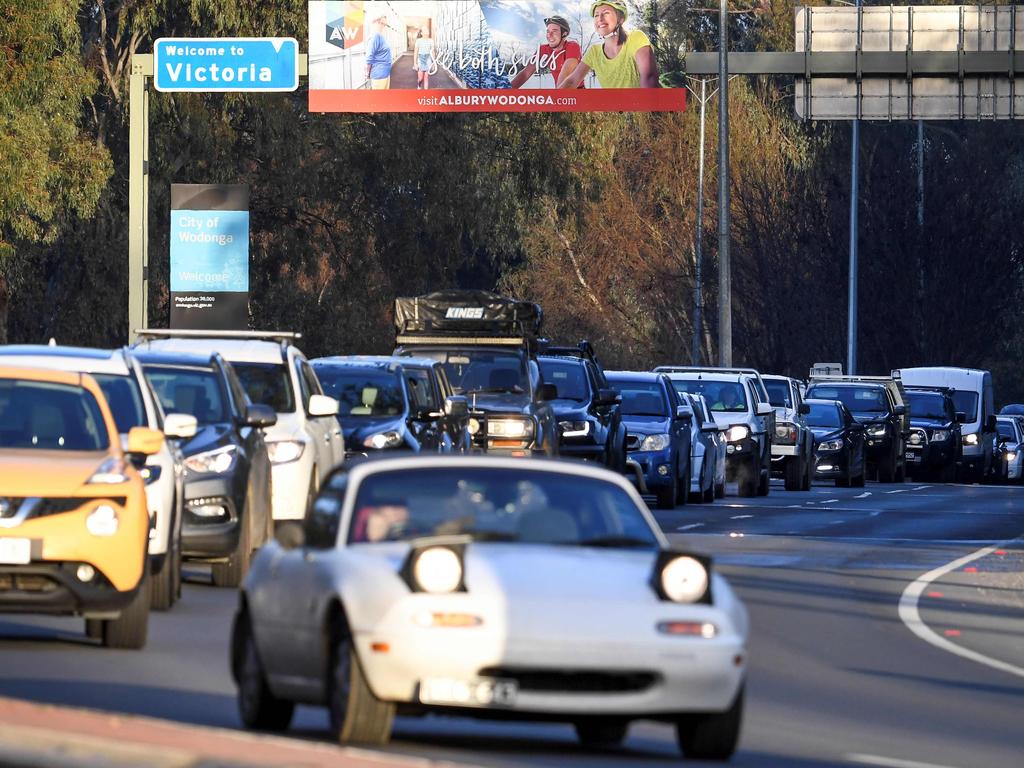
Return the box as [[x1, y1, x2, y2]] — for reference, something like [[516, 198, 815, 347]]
[[93, 374, 147, 433], [306, 477, 346, 548], [765, 380, 792, 408], [404, 368, 439, 411], [907, 392, 951, 422], [997, 420, 1018, 441], [0, 380, 109, 450], [410, 349, 528, 395], [315, 367, 405, 417], [144, 366, 229, 425], [609, 380, 668, 417], [232, 363, 295, 414], [672, 379, 748, 413], [539, 360, 590, 402], [348, 467, 658, 548], [808, 385, 888, 414], [952, 391, 979, 422], [806, 402, 842, 428]]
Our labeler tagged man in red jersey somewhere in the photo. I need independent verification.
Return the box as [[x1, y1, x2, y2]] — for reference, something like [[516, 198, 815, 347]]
[[509, 15, 585, 89]]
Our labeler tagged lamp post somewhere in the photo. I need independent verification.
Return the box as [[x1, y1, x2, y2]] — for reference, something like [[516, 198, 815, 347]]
[[718, 0, 731, 367]]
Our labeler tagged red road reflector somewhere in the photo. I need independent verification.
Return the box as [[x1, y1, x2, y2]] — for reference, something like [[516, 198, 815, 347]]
[[963, 566, 978, 573], [944, 629, 962, 637], [926, 591, 944, 598], [995, 550, 1007, 556]]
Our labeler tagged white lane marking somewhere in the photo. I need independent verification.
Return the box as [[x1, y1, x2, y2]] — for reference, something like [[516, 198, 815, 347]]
[[898, 537, 1024, 680], [846, 753, 963, 768], [913, 486, 930, 491], [729, 514, 753, 520], [885, 489, 910, 494], [829, 520, 846, 524], [786, 504, 803, 509], [676, 523, 705, 532], [855, 492, 872, 499], [821, 498, 840, 504]]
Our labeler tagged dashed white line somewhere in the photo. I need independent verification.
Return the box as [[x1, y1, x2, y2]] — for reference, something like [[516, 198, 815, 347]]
[[913, 486, 930, 491], [846, 753, 964, 768], [855, 492, 872, 499], [819, 498, 839, 504], [898, 536, 1024, 680], [729, 514, 753, 520], [676, 523, 705, 532], [885, 489, 910, 494]]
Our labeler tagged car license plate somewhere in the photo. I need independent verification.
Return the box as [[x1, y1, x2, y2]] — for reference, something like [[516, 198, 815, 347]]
[[0, 538, 31, 565], [419, 678, 518, 707], [905, 451, 919, 462]]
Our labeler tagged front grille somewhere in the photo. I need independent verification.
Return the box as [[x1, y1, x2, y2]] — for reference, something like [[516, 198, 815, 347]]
[[477, 667, 659, 694], [0, 573, 58, 593], [625, 435, 641, 451], [0, 498, 120, 527]]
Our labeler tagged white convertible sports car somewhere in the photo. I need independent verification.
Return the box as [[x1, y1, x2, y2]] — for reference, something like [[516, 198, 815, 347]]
[[231, 455, 749, 760]]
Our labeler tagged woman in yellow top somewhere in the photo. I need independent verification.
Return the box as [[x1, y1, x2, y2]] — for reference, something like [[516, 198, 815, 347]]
[[558, 1, 658, 89]]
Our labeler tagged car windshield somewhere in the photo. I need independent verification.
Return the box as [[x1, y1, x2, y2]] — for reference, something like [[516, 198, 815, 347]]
[[314, 367, 405, 417], [997, 420, 1018, 441], [907, 392, 950, 422], [539, 359, 590, 402], [231, 363, 295, 414], [808, 385, 888, 414], [0, 379, 109, 451], [765, 380, 792, 408], [806, 402, 842, 428], [93, 374, 147, 433], [608, 380, 668, 417], [671, 379, 748, 413], [348, 467, 659, 548], [143, 366, 229, 426], [412, 349, 529, 395], [952, 391, 979, 422]]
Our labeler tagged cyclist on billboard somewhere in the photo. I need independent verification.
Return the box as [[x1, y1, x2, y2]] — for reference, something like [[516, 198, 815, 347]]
[[559, 1, 658, 89], [509, 15, 585, 89]]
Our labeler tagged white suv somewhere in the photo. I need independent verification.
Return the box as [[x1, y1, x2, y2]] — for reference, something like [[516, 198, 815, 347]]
[[134, 331, 344, 521], [655, 366, 775, 497], [0, 345, 197, 609]]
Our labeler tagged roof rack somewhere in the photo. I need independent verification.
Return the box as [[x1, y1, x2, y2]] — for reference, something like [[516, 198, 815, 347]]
[[538, 340, 602, 369], [134, 329, 301, 342], [654, 365, 761, 376], [903, 384, 955, 396], [808, 373, 898, 384], [396, 334, 525, 347]]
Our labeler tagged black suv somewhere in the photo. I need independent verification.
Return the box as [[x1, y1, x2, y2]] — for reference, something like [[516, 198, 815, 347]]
[[538, 350, 626, 470], [805, 375, 909, 483], [904, 386, 963, 482], [134, 350, 276, 587], [393, 290, 559, 457], [311, 355, 471, 455]]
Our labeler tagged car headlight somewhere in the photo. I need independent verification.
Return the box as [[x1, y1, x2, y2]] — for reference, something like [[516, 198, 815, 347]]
[[930, 430, 949, 442], [1007, 451, 1018, 462], [866, 425, 887, 437], [85, 504, 119, 537], [818, 439, 843, 451], [659, 556, 709, 604], [489, 419, 534, 438], [412, 547, 463, 594], [775, 423, 798, 444], [138, 465, 163, 485], [725, 425, 750, 442], [184, 445, 237, 474], [363, 430, 403, 450], [559, 420, 591, 438], [267, 440, 305, 464], [639, 433, 671, 451], [87, 457, 130, 485], [963, 432, 979, 446]]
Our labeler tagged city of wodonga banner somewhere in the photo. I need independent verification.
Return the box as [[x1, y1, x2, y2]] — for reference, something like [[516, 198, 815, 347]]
[[308, 1, 686, 113]]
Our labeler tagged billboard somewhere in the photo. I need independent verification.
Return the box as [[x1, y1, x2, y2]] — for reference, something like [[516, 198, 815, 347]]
[[170, 184, 249, 331], [308, 1, 685, 112]]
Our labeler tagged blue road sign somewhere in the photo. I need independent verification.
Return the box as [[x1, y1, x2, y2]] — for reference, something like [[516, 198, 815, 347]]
[[154, 37, 299, 92]]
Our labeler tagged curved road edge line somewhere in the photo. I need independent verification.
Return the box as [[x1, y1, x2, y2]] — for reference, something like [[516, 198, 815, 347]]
[[897, 537, 1024, 680]]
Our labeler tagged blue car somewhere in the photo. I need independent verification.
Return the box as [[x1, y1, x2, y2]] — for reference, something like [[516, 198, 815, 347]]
[[606, 371, 692, 509]]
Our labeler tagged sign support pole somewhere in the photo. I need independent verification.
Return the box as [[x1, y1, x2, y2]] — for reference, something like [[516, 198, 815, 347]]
[[718, 0, 732, 367]]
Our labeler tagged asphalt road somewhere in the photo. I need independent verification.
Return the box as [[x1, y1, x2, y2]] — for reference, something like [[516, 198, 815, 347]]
[[1, 478, 1022, 768]]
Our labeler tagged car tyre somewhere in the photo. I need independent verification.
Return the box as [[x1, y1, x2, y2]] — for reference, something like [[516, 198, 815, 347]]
[[715, 478, 726, 499], [756, 464, 770, 496], [676, 684, 743, 761], [237, 615, 294, 731], [675, 461, 689, 506], [737, 459, 758, 498], [784, 456, 802, 492], [100, 567, 150, 650], [329, 633, 394, 745], [151, 548, 178, 611], [575, 718, 630, 748], [213, 500, 252, 588], [656, 471, 677, 510], [802, 449, 813, 490]]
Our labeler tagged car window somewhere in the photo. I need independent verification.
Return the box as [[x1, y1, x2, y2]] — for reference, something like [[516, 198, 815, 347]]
[[314, 367, 405, 417], [222, 363, 251, 416], [348, 467, 659, 547], [232, 362, 296, 414], [806, 402, 842, 428], [672, 379, 748, 413], [539, 359, 590, 402], [409, 349, 528, 395], [765, 380, 792, 409], [609, 380, 669, 417], [0, 379, 110, 451], [144, 366, 230, 426], [405, 368, 439, 411], [951, 391, 980, 422], [997, 420, 1018, 441], [300, 360, 324, 400], [808, 385, 889, 414], [306, 483, 345, 548], [93, 374, 147, 433]]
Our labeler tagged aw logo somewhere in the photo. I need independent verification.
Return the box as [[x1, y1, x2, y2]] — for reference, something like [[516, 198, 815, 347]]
[[325, 1, 364, 50]]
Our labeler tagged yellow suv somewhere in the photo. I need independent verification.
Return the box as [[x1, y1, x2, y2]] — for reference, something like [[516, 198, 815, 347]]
[[0, 367, 163, 648]]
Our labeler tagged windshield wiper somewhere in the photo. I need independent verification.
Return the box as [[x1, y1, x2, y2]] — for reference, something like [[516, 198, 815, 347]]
[[468, 387, 525, 395], [574, 535, 656, 549]]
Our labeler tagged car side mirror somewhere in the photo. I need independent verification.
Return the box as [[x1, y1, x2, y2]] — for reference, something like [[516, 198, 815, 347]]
[[244, 404, 278, 428], [163, 413, 198, 439], [126, 426, 164, 456], [701, 423, 719, 433], [596, 388, 621, 406], [444, 395, 469, 418], [308, 394, 339, 418], [755, 402, 773, 417], [538, 383, 558, 402], [798, 403, 810, 415], [894, 405, 907, 416], [955, 412, 966, 423], [675, 406, 692, 422], [275, 521, 305, 550]]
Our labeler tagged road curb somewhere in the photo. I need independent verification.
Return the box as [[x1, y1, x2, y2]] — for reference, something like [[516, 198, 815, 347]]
[[0, 696, 465, 768]]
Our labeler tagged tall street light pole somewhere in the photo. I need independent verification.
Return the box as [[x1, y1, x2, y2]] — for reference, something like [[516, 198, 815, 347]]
[[693, 77, 708, 365], [718, 0, 732, 366], [847, 0, 862, 376]]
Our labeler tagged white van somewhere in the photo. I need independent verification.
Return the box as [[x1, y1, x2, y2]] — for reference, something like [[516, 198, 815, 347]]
[[894, 367, 995, 483]]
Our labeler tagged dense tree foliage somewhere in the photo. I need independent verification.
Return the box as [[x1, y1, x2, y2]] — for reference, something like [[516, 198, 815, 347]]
[[4, 1, 1024, 401]]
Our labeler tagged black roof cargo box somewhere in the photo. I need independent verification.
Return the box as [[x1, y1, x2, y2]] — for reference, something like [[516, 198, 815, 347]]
[[394, 290, 543, 337]]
